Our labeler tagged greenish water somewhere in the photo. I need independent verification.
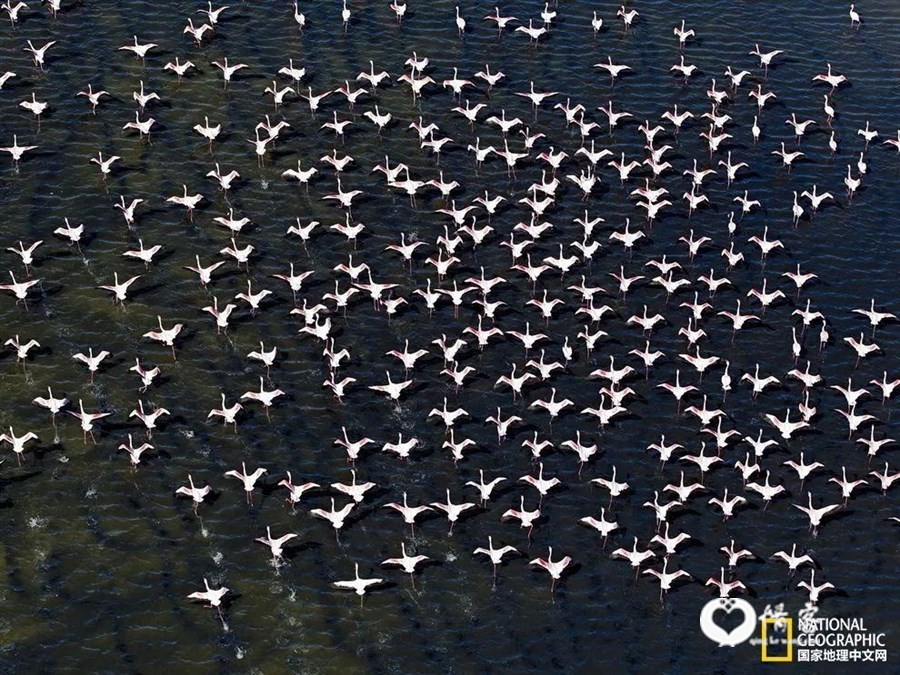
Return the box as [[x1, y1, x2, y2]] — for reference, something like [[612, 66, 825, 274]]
[[0, 1, 897, 672]]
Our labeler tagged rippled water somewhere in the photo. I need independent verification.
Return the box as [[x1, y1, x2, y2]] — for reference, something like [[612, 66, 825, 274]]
[[0, 0, 898, 672]]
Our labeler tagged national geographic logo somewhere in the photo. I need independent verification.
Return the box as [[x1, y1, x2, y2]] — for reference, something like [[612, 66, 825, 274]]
[[760, 618, 794, 662]]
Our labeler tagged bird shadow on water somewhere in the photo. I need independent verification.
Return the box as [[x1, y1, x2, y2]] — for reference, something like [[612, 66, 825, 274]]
[[281, 540, 321, 563], [0, 470, 42, 507]]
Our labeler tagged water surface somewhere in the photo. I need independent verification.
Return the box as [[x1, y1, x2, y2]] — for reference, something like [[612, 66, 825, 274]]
[[0, 1, 898, 672]]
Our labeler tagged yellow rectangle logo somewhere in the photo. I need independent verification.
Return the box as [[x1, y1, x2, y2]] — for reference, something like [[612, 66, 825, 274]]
[[761, 618, 794, 662]]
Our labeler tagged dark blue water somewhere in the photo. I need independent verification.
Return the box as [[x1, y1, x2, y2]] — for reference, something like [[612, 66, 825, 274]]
[[0, 1, 897, 672]]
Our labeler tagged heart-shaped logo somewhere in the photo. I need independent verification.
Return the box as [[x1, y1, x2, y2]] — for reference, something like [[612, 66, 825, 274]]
[[700, 598, 758, 647]]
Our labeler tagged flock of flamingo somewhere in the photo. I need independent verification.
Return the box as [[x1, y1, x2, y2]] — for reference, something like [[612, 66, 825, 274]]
[[0, 0, 897, 632]]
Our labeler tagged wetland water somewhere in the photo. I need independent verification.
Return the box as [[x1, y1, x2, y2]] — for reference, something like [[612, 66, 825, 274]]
[[0, 1, 898, 672]]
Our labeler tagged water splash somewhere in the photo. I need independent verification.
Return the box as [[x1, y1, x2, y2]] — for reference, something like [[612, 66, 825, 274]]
[[27, 516, 47, 529]]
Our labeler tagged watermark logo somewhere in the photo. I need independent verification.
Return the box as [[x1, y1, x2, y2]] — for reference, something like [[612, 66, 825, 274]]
[[700, 600, 891, 663], [758, 603, 793, 661], [699, 598, 758, 647], [761, 616, 794, 662], [794, 604, 888, 663]]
